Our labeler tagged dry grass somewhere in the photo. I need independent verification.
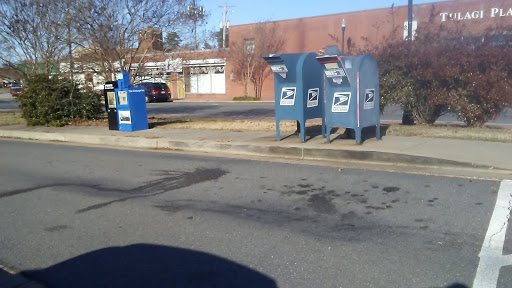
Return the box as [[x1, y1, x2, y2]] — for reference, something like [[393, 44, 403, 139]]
[[2, 113, 511, 142], [154, 119, 314, 133], [386, 124, 512, 143], [0, 112, 25, 126]]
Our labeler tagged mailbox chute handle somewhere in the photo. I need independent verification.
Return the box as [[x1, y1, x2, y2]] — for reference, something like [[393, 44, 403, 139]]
[[316, 55, 339, 64], [263, 54, 282, 62]]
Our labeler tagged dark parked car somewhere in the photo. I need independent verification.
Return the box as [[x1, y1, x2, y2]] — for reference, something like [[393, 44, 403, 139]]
[[10, 85, 23, 96], [135, 82, 172, 103]]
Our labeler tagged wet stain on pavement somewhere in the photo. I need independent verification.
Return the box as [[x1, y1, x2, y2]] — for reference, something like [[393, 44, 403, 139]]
[[0, 184, 77, 199], [382, 187, 400, 193], [327, 190, 340, 196], [297, 183, 313, 189], [427, 197, 439, 203], [278, 183, 342, 215], [0, 168, 228, 205], [154, 202, 193, 214], [365, 206, 386, 210], [307, 194, 337, 215], [44, 225, 70, 232], [76, 168, 228, 214], [86, 168, 226, 211]]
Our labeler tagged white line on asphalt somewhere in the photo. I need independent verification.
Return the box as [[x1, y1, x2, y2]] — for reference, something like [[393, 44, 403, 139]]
[[473, 180, 512, 288]]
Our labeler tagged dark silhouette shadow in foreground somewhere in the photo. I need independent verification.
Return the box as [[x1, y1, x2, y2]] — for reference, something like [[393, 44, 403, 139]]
[[446, 283, 469, 288], [23, 243, 277, 288]]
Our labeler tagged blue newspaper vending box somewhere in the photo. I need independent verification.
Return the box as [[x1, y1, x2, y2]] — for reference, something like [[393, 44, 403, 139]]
[[316, 46, 380, 144], [263, 53, 325, 142], [115, 72, 149, 132]]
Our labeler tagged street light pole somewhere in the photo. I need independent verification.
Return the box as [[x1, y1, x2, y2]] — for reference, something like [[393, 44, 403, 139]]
[[408, 0, 413, 50], [341, 19, 346, 54]]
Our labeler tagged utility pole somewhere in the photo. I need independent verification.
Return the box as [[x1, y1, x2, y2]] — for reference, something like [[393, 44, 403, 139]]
[[219, 1, 234, 49], [402, 0, 415, 125]]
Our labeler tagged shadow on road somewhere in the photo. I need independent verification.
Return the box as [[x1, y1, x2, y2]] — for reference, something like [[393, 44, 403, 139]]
[[22, 243, 277, 288]]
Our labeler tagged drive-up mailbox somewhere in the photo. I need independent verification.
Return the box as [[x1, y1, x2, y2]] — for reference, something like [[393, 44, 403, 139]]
[[263, 53, 325, 142], [316, 46, 381, 144], [115, 72, 149, 132]]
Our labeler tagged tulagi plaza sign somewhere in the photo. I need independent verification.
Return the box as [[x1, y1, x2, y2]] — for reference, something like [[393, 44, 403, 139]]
[[440, 7, 512, 21]]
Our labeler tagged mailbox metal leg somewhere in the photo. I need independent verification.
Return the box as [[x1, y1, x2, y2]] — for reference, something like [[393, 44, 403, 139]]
[[322, 118, 326, 138], [295, 121, 300, 136], [326, 126, 331, 143], [299, 121, 306, 142], [276, 119, 281, 141], [376, 124, 382, 140], [355, 128, 362, 145]]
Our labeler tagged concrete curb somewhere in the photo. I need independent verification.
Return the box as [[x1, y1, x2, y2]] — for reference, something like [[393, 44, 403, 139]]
[[0, 129, 501, 171]]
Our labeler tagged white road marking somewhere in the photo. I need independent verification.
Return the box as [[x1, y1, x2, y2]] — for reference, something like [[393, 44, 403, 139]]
[[473, 180, 512, 288]]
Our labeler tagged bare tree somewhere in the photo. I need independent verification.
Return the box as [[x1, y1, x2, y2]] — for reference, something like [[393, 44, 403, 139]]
[[0, 0, 68, 76], [71, 0, 187, 82], [230, 23, 284, 98]]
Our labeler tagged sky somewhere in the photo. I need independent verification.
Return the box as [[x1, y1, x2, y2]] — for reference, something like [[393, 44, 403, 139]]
[[201, 0, 451, 28]]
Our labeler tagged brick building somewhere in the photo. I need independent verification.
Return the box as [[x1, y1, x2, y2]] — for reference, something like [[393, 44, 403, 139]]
[[91, 0, 510, 101], [222, 0, 512, 101]]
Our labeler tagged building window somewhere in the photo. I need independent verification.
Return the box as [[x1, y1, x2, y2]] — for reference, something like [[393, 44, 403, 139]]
[[185, 65, 225, 94], [244, 38, 255, 54]]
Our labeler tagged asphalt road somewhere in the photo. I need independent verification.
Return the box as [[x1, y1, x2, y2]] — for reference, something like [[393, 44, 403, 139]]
[[2, 90, 511, 125], [1, 139, 511, 287]]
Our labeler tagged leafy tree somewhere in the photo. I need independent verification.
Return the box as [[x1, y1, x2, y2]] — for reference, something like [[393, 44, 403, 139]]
[[164, 32, 182, 51]]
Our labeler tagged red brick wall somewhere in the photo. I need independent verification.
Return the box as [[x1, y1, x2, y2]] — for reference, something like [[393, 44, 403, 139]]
[[224, 0, 512, 101]]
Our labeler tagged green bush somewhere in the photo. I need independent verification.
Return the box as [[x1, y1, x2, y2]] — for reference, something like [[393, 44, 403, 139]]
[[360, 10, 512, 126], [17, 74, 103, 126]]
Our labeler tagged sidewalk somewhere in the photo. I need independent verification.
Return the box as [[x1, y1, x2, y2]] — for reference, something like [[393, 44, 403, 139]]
[[1, 124, 511, 175]]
